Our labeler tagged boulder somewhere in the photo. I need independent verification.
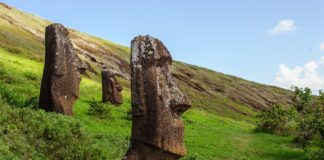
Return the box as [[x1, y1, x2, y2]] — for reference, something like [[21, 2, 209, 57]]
[[39, 23, 83, 115], [124, 35, 191, 160]]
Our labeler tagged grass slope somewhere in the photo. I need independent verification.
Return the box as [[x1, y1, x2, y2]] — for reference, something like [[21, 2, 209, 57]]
[[0, 2, 306, 159], [0, 2, 294, 121], [0, 48, 304, 159]]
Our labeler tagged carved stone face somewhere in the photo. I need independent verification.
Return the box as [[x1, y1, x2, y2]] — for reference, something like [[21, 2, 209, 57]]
[[129, 35, 191, 158], [102, 69, 123, 105], [39, 23, 83, 115]]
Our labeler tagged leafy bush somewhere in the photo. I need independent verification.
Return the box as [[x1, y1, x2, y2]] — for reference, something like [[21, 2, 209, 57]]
[[256, 87, 324, 159], [88, 101, 112, 119], [292, 87, 324, 160], [304, 148, 324, 160], [292, 87, 313, 113], [0, 96, 107, 159], [256, 104, 296, 135]]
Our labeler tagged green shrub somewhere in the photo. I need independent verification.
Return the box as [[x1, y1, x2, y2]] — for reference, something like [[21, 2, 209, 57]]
[[0, 96, 107, 159], [88, 101, 112, 119], [304, 148, 324, 160], [292, 87, 324, 159], [292, 87, 313, 113], [256, 104, 296, 135]]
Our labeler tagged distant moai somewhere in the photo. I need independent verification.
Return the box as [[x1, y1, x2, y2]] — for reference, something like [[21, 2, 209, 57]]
[[123, 35, 191, 160], [101, 69, 123, 105], [39, 23, 84, 115]]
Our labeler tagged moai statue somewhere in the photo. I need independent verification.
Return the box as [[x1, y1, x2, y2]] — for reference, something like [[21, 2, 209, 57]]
[[101, 69, 123, 105], [123, 36, 191, 160], [39, 23, 84, 115]]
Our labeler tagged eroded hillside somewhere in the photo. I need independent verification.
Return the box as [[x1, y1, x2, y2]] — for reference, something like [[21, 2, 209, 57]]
[[0, 2, 293, 119]]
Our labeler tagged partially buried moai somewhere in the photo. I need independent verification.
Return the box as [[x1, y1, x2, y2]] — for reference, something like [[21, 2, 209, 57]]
[[123, 35, 191, 160], [39, 23, 84, 115], [101, 69, 123, 105]]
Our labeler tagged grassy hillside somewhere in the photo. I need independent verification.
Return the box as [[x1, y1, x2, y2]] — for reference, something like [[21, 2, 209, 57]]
[[0, 2, 305, 159], [0, 48, 304, 159], [0, 2, 293, 120]]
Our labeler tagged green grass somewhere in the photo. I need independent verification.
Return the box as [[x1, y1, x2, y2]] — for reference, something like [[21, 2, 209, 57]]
[[172, 61, 293, 120], [0, 3, 307, 159], [0, 20, 45, 62], [183, 110, 304, 160], [0, 48, 42, 107], [0, 2, 295, 121], [0, 47, 305, 159]]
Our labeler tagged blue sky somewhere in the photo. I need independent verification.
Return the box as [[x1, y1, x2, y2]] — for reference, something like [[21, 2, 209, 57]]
[[3, 0, 324, 91]]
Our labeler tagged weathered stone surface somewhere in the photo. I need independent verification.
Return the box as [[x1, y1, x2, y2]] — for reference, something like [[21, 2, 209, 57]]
[[39, 23, 83, 115], [124, 35, 191, 160], [101, 69, 123, 105]]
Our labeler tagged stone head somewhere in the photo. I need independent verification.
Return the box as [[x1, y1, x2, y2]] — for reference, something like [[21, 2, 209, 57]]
[[130, 35, 191, 156]]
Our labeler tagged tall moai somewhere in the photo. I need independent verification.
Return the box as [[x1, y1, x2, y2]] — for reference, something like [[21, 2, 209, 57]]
[[123, 35, 191, 160], [101, 69, 123, 105], [39, 23, 83, 115]]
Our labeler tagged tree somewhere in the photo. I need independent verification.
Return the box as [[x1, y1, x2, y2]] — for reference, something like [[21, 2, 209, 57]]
[[292, 87, 324, 160]]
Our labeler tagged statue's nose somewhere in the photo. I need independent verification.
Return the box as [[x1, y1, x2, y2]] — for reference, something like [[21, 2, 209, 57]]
[[169, 90, 191, 116]]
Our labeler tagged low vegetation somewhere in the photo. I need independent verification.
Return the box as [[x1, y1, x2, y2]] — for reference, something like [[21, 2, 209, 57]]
[[87, 101, 113, 119], [257, 87, 324, 160], [256, 104, 296, 135], [0, 3, 315, 159], [0, 48, 305, 159], [0, 96, 106, 160], [293, 87, 324, 160], [0, 2, 295, 120]]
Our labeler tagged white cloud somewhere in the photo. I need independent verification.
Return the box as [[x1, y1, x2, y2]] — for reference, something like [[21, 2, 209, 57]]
[[320, 42, 324, 51], [269, 19, 296, 36], [274, 57, 324, 93]]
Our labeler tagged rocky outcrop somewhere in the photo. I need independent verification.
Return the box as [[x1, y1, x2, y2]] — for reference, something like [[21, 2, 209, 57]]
[[101, 69, 123, 105], [124, 35, 191, 160], [0, 2, 12, 10], [39, 23, 84, 115]]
